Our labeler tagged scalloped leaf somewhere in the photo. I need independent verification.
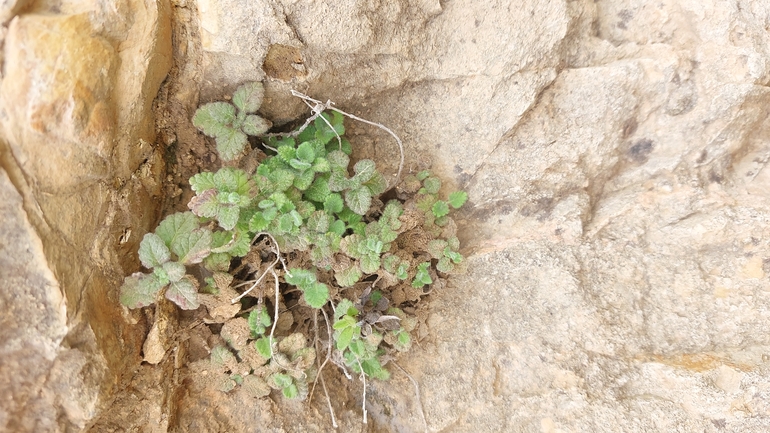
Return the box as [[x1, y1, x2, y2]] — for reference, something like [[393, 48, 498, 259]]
[[138, 233, 171, 268], [174, 228, 213, 264], [216, 128, 248, 162], [296, 141, 316, 163], [189, 172, 217, 193], [303, 282, 329, 309], [232, 82, 264, 114], [242, 114, 271, 136], [448, 191, 468, 209], [119, 272, 165, 309], [326, 150, 349, 171], [165, 276, 199, 310], [193, 102, 236, 138], [217, 206, 240, 231], [345, 186, 372, 215], [352, 159, 376, 183], [243, 375, 271, 398], [432, 200, 450, 218], [360, 254, 381, 274], [334, 262, 362, 287], [323, 193, 344, 214], [161, 261, 186, 282], [315, 111, 345, 144]]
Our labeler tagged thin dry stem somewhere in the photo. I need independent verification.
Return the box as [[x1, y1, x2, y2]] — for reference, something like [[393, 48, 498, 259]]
[[393, 362, 428, 433]]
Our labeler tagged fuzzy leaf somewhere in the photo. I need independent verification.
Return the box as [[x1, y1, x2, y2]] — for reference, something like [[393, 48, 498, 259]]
[[303, 282, 329, 309], [270, 169, 295, 192], [306, 211, 330, 233], [448, 191, 468, 209], [323, 194, 344, 214], [292, 169, 315, 190], [216, 128, 248, 161], [249, 212, 270, 232], [296, 141, 316, 163], [119, 272, 164, 309], [360, 254, 381, 274], [189, 172, 217, 193], [188, 189, 219, 218], [328, 219, 346, 236], [232, 82, 264, 114], [334, 263, 362, 287], [242, 114, 271, 136], [352, 159, 376, 183], [345, 186, 372, 215], [174, 228, 213, 264], [416, 170, 431, 181], [432, 200, 450, 218], [422, 176, 441, 194], [427, 239, 449, 259], [214, 168, 250, 194], [193, 102, 236, 138], [248, 306, 271, 337], [437, 256, 454, 273], [361, 358, 390, 380], [328, 171, 350, 192], [412, 262, 433, 288], [304, 176, 331, 202], [165, 276, 199, 310], [217, 206, 240, 230], [138, 233, 171, 268], [336, 326, 355, 351], [161, 261, 186, 282], [277, 146, 296, 162], [314, 111, 345, 144], [289, 159, 312, 171], [365, 172, 388, 196], [255, 338, 272, 359], [285, 268, 316, 287], [211, 345, 237, 367], [312, 157, 330, 173], [283, 383, 299, 399], [326, 150, 349, 171]]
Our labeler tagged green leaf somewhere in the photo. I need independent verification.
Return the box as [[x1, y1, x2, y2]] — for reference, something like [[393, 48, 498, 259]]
[[328, 171, 350, 192], [312, 157, 330, 173], [119, 272, 165, 309], [289, 159, 312, 171], [161, 261, 186, 282], [365, 172, 388, 196], [323, 194, 344, 214], [232, 82, 264, 114], [296, 141, 316, 163], [448, 191, 468, 209], [255, 337, 272, 359], [269, 373, 293, 390], [361, 358, 390, 380], [360, 254, 381, 274], [437, 256, 454, 273], [293, 169, 315, 190], [427, 239, 449, 259], [249, 212, 270, 232], [277, 213, 295, 233], [217, 206, 240, 230], [138, 233, 171, 268], [188, 189, 219, 218], [285, 268, 316, 287], [214, 167, 250, 194], [304, 176, 331, 202], [345, 187, 372, 215], [336, 326, 355, 351], [314, 111, 345, 144], [216, 128, 248, 161], [174, 228, 213, 264], [270, 168, 295, 192], [326, 150, 350, 171], [155, 211, 198, 248], [334, 299, 357, 320], [422, 176, 441, 194], [352, 159, 376, 183], [334, 262, 362, 287], [416, 170, 431, 181], [432, 200, 450, 218], [412, 262, 433, 288], [328, 219, 346, 236], [242, 114, 271, 136], [248, 306, 271, 337], [193, 102, 236, 138], [445, 248, 463, 264], [303, 282, 329, 309], [307, 211, 330, 233], [396, 263, 409, 280], [283, 383, 299, 399], [189, 172, 217, 193], [164, 276, 199, 310], [211, 346, 236, 368]]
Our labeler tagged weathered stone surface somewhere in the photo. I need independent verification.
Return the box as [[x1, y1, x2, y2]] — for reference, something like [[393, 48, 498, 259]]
[[174, 0, 770, 431], [0, 0, 171, 431]]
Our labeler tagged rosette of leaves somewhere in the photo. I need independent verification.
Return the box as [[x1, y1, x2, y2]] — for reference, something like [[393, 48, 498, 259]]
[[427, 236, 463, 273], [333, 299, 390, 380], [411, 170, 468, 230], [120, 212, 212, 310], [189, 167, 253, 231], [193, 82, 272, 161]]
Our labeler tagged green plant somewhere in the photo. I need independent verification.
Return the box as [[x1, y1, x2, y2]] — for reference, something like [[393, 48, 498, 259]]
[[119, 82, 468, 413]]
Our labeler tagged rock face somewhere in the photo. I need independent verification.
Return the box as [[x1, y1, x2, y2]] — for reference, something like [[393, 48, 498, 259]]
[[4, 0, 770, 432], [0, 0, 171, 431], [183, 0, 770, 431]]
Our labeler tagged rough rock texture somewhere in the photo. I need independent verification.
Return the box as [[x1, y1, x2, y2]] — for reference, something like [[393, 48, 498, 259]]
[[177, 0, 770, 431], [0, 0, 171, 431], [4, 0, 770, 432]]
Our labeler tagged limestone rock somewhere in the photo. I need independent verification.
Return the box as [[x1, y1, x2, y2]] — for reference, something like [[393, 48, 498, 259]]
[[0, 0, 171, 431]]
